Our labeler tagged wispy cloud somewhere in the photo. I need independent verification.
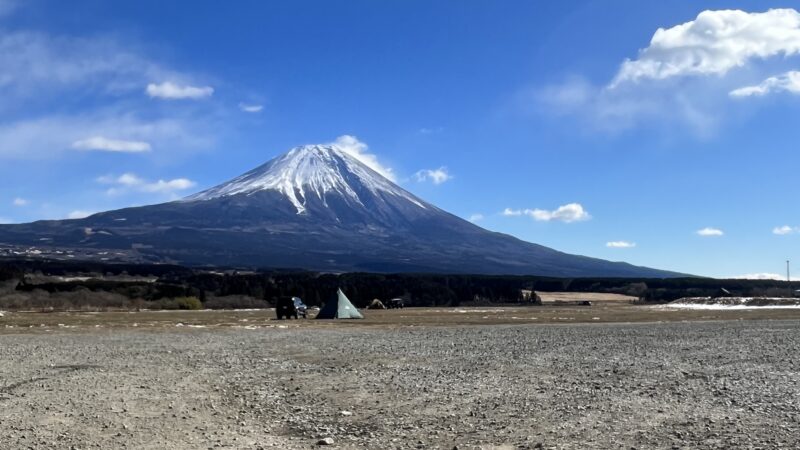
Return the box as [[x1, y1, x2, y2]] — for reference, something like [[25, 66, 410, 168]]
[[12, 197, 27, 206], [0, 114, 214, 160], [67, 210, 93, 219], [773, 225, 799, 235], [414, 167, 452, 185], [146, 82, 213, 100], [0, 24, 218, 161], [731, 71, 800, 97], [697, 227, 724, 237], [98, 172, 196, 196], [71, 136, 152, 153], [502, 203, 591, 223], [330, 135, 396, 182], [606, 241, 636, 248], [139, 178, 196, 193], [0, 30, 174, 99], [97, 173, 144, 187], [468, 213, 484, 223], [535, 76, 717, 135], [238, 102, 263, 113]]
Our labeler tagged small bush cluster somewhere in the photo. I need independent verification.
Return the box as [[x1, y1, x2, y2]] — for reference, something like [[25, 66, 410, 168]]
[[0, 288, 146, 312]]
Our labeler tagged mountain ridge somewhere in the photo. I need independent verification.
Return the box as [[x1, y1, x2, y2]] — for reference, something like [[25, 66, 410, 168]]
[[0, 143, 684, 277]]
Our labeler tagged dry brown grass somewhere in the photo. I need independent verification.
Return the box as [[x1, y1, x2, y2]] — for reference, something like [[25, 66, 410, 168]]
[[536, 291, 637, 303], [3, 303, 800, 333]]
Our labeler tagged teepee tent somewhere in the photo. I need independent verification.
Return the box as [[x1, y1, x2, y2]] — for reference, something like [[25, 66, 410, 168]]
[[316, 289, 364, 319]]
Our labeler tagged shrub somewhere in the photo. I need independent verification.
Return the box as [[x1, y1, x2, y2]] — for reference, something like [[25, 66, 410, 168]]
[[175, 296, 203, 310]]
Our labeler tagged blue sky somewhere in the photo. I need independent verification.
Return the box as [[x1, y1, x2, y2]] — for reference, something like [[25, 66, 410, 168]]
[[0, 0, 798, 279]]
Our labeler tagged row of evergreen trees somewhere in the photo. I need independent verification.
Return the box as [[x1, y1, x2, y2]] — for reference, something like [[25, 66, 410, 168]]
[[2, 259, 797, 308]]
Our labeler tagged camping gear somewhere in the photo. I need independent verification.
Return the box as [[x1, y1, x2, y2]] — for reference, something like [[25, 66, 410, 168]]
[[316, 289, 364, 319], [367, 299, 386, 309]]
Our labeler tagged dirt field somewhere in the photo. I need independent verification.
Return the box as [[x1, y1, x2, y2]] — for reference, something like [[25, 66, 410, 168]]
[[2, 308, 800, 449], [535, 292, 637, 303], [4, 303, 800, 331]]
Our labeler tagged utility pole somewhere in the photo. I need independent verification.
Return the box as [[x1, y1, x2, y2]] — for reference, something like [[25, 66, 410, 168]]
[[788, 260, 792, 298]]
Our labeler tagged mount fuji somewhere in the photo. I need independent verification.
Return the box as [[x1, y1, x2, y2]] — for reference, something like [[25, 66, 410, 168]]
[[0, 144, 679, 277]]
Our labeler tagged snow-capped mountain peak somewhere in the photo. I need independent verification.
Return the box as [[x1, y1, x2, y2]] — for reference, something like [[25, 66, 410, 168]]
[[186, 144, 426, 214], [0, 142, 680, 277]]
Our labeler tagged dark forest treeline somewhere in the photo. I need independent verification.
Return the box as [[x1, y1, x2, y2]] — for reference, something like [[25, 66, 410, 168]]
[[0, 259, 797, 310]]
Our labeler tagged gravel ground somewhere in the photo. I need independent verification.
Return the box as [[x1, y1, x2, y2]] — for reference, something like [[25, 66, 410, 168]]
[[1, 320, 799, 449]]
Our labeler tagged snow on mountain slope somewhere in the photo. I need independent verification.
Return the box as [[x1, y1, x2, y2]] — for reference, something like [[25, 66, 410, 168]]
[[0, 141, 685, 277], [186, 144, 426, 214]]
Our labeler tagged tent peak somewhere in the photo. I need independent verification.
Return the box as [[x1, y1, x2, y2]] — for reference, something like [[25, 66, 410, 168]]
[[316, 288, 364, 319]]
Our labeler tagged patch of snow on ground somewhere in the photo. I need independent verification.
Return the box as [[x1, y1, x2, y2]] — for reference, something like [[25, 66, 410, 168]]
[[660, 304, 800, 310], [659, 297, 800, 310]]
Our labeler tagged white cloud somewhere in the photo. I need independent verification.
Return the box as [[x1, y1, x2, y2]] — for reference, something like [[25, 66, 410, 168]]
[[529, 203, 591, 223], [414, 167, 452, 185], [116, 173, 144, 186], [537, 9, 800, 135], [67, 210, 93, 219], [238, 103, 263, 113], [773, 225, 799, 235], [139, 178, 196, 193], [611, 9, 800, 87], [71, 136, 152, 153], [730, 71, 800, 97], [697, 227, 724, 237], [606, 241, 636, 248], [0, 28, 217, 161], [502, 203, 591, 223], [468, 213, 484, 223], [12, 197, 27, 206], [146, 82, 213, 100], [98, 172, 196, 196], [0, 114, 213, 160], [330, 135, 396, 182]]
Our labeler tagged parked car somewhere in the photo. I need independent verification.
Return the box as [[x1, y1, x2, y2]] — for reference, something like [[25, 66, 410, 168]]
[[293, 297, 308, 318], [386, 298, 405, 309], [276, 296, 307, 319]]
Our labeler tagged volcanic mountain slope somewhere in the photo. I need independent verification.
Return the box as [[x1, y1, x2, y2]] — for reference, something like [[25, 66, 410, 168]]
[[0, 144, 680, 277]]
